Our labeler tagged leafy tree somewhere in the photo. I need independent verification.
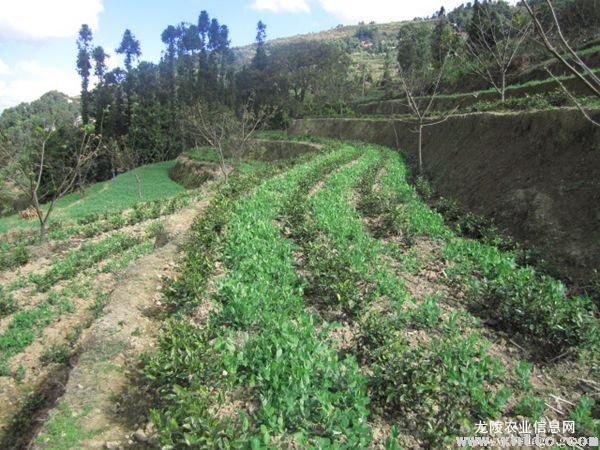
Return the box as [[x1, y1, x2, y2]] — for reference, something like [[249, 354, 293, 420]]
[[76, 24, 93, 124], [431, 10, 456, 67], [397, 23, 433, 73], [448, 2, 475, 30], [198, 10, 210, 47], [92, 46, 109, 83], [116, 29, 142, 124]]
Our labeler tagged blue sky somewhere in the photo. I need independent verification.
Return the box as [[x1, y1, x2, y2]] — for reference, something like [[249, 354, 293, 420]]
[[0, 0, 470, 112]]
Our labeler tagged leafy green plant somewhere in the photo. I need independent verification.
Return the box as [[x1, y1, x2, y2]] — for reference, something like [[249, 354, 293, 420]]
[[514, 394, 546, 421], [0, 243, 29, 271], [569, 396, 599, 437], [370, 333, 508, 446], [0, 286, 17, 317], [30, 233, 143, 291], [40, 344, 71, 365], [514, 360, 533, 391], [406, 295, 442, 329]]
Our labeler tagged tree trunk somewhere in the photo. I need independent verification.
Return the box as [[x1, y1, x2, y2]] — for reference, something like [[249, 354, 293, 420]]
[[39, 221, 47, 242], [217, 145, 228, 184], [418, 122, 424, 175], [501, 72, 506, 103], [135, 173, 142, 199]]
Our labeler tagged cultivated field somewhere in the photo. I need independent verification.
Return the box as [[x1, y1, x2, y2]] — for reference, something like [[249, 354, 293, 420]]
[[0, 140, 597, 448]]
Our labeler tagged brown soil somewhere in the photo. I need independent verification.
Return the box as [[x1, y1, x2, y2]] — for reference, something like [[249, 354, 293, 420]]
[[24, 198, 210, 449]]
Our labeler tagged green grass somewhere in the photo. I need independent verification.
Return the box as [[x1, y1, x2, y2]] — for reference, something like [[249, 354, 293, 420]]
[[34, 403, 99, 449], [0, 161, 185, 233], [184, 146, 269, 175]]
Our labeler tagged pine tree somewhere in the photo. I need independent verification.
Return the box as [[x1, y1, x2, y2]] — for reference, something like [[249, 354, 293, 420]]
[[252, 21, 268, 71], [76, 24, 93, 124]]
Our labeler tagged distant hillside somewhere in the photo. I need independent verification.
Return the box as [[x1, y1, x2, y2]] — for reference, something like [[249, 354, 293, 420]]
[[232, 20, 431, 70], [0, 91, 80, 132]]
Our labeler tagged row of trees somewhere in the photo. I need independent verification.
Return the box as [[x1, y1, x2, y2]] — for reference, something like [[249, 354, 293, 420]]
[[1, 0, 597, 239]]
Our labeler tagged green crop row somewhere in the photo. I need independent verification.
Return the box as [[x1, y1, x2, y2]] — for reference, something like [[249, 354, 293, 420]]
[[29, 233, 144, 292], [0, 190, 200, 276], [372, 149, 598, 353], [141, 153, 314, 445], [144, 147, 375, 448], [0, 287, 76, 376], [282, 145, 508, 446], [0, 242, 29, 272], [359, 148, 599, 443]]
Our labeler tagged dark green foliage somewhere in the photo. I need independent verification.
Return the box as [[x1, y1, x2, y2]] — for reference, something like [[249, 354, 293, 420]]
[[252, 21, 268, 70], [397, 23, 433, 73], [483, 268, 598, 350], [370, 333, 509, 445], [40, 344, 71, 365], [0, 243, 29, 271], [355, 22, 378, 42], [76, 24, 93, 124], [514, 394, 546, 421], [0, 286, 17, 318], [569, 396, 598, 437], [116, 29, 141, 72], [431, 15, 455, 66], [442, 239, 599, 352]]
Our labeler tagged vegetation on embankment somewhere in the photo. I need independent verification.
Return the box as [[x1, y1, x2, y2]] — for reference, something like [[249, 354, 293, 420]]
[[289, 108, 600, 288], [352, 74, 599, 116]]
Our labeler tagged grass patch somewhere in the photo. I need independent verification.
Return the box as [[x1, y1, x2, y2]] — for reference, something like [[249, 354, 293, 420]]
[[0, 161, 185, 233], [34, 403, 99, 449]]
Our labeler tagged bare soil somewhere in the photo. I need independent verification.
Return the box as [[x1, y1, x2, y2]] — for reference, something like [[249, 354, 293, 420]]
[[19, 198, 210, 449]]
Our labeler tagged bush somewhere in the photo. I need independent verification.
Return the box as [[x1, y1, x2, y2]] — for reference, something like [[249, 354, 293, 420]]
[[0, 286, 17, 317], [370, 333, 509, 445]]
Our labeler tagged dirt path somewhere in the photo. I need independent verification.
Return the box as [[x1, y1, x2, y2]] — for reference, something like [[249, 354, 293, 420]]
[[32, 199, 210, 449]]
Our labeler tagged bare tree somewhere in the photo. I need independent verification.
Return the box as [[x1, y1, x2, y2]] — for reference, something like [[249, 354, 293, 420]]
[[522, 0, 600, 126], [459, 3, 531, 102], [186, 99, 272, 183], [0, 125, 101, 241], [397, 54, 459, 174], [106, 138, 143, 198]]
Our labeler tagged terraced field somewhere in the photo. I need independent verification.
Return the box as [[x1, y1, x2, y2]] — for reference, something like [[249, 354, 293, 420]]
[[133, 142, 599, 448], [1, 140, 597, 448]]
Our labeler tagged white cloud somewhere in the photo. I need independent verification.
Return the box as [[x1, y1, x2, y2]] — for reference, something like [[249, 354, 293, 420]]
[[0, 0, 103, 40], [0, 58, 11, 75], [251, 0, 311, 13], [0, 60, 79, 112]]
